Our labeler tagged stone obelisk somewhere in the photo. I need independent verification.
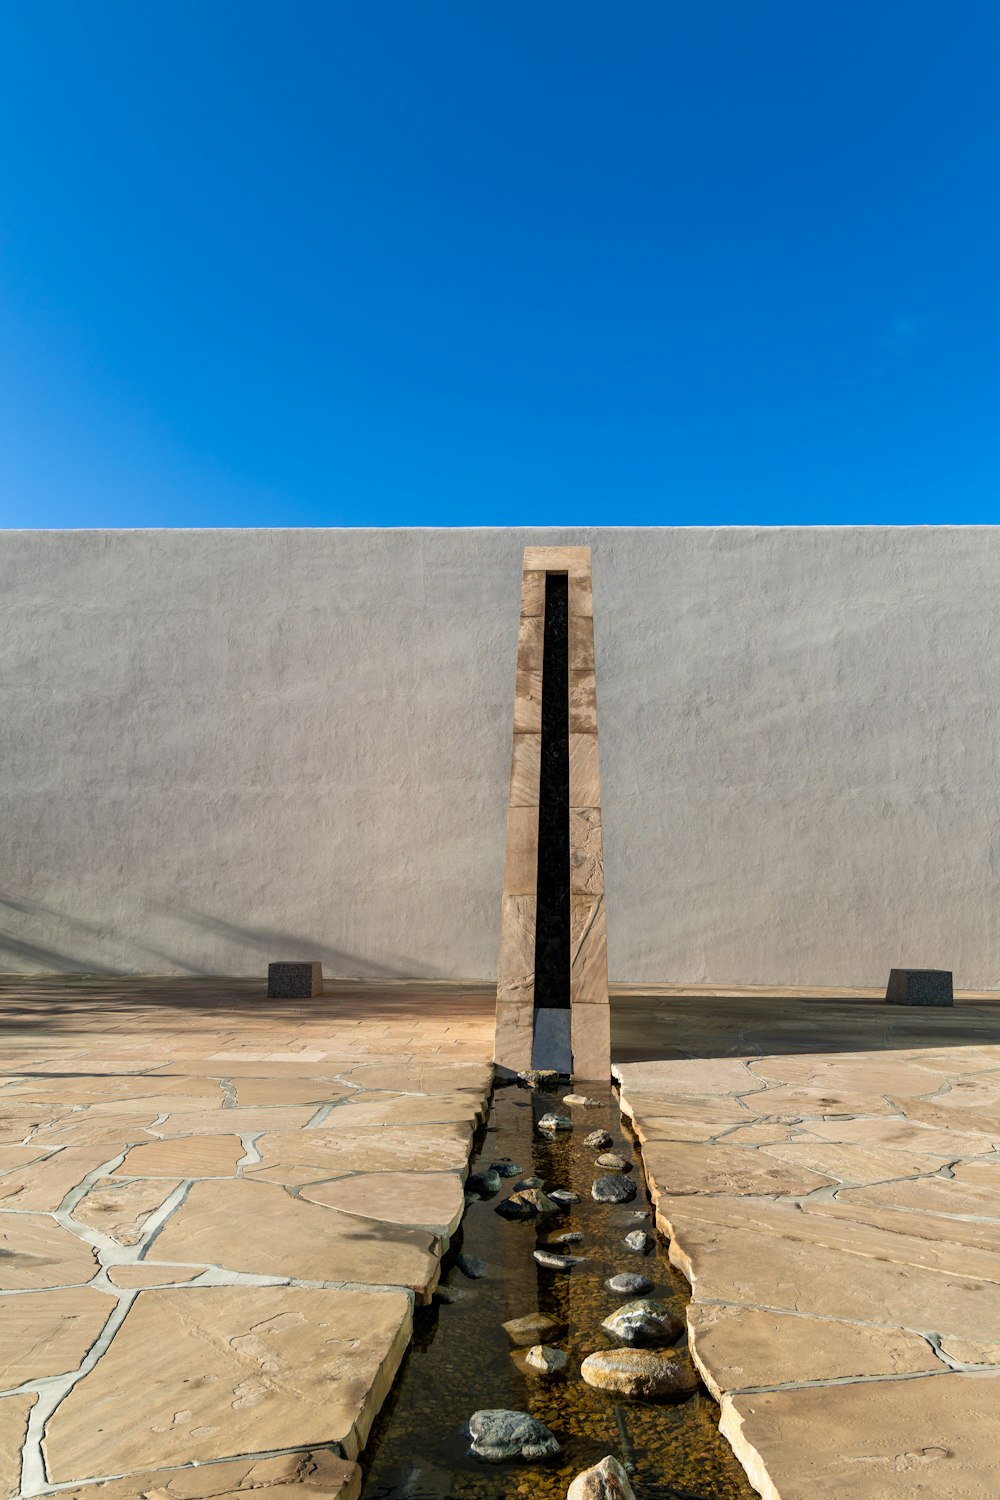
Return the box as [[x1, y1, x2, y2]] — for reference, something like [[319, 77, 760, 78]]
[[494, 546, 610, 1080]]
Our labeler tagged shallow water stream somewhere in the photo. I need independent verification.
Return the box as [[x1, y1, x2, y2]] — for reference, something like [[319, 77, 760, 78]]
[[360, 1080, 753, 1500]]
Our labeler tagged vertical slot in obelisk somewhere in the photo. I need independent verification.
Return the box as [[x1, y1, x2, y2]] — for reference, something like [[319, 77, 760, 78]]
[[532, 572, 572, 1070]]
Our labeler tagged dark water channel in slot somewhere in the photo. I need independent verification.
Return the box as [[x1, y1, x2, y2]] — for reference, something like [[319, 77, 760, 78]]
[[360, 1081, 754, 1500]]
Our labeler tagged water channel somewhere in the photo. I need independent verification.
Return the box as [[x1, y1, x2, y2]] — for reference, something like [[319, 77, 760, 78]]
[[361, 1079, 754, 1500]]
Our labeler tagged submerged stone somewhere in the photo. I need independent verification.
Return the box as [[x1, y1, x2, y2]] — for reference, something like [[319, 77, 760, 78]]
[[523, 1344, 568, 1375], [548, 1188, 581, 1206], [584, 1129, 614, 1149], [456, 1253, 487, 1280], [495, 1188, 557, 1219], [580, 1349, 699, 1401], [601, 1298, 684, 1347], [533, 1248, 587, 1270], [563, 1094, 601, 1108], [537, 1113, 573, 1132], [623, 1229, 652, 1253], [502, 1312, 563, 1346], [466, 1408, 561, 1462], [592, 1175, 637, 1204], [466, 1169, 501, 1198], [520, 1069, 561, 1091], [513, 1176, 544, 1190], [607, 1272, 654, 1296], [567, 1455, 636, 1500], [490, 1159, 524, 1178], [549, 1230, 584, 1245], [595, 1153, 631, 1173]]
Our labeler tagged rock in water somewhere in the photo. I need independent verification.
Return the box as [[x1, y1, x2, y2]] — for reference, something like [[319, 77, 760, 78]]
[[548, 1188, 581, 1206], [533, 1248, 587, 1270], [585, 1129, 614, 1149], [601, 1298, 684, 1347], [456, 1252, 487, 1279], [520, 1069, 561, 1091], [592, 1175, 637, 1204], [513, 1176, 544, 1190], [466, 1168, 502, 1197], [495, 1188, 557, 1219], [563, 1094, 601, 1108], [502, 1312, 563, 1345], [567, 1455, 636, 1500], [538, 1112, 573, 1132], [490, 1158, 524, 1178], [549, 1230, 584, 1245], [580, 1349, 699, 1401], [434, 1283, 470, 1303], [523, 1344, 568, 1375], [595, 1152, 632, 1173], [606, 1272, 654, 1296], [466, 1409, 561, 1462], [623, 1229, 652, 1253]]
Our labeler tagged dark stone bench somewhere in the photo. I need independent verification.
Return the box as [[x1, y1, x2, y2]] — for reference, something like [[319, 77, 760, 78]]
[[885, 968, 953, 1007], [267, 961, 324, 998]]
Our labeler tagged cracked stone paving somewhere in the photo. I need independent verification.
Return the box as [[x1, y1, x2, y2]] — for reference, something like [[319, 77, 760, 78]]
[[4, 979, 1000, 1498]]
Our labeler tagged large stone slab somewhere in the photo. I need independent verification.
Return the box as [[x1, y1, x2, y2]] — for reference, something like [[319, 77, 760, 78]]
[[0, 1212, 98, 1289], [640, 1141, 835, 1198], [323, 1093, 484, 1128], [299, 1172, 464, 1240], [51, 1450, 362, 1499], [244, 1125, 472, 1186], [721, 1372, 1000, 1498], [74, 1177, 183, 1247], [44, 1287, 411, 1479], [0, 1394, 33, 1500], [688, 1304, 939, 1398], [0, 1145, 113, 1211], [150, 1179, 442, 1300], [0, 1288, 114, 1385], [112, 1136, 246, 1178]]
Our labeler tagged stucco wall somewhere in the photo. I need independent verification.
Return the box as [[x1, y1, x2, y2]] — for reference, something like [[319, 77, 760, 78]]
[[2, 527, 998, 987]]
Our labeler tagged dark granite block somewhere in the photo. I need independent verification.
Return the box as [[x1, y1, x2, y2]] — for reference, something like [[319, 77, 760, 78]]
[[885, 968, 953, 1007], [267, 961, 324, 999]]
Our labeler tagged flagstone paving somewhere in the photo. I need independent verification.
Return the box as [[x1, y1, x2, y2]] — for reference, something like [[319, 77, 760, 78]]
[[0, 977, 494, 1498], [614, 987, 1000, 1499]]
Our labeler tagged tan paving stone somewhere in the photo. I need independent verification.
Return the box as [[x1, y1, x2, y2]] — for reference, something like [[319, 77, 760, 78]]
[[0, 1145, 52, 1171], [51, 1450, 362, 1499], [0, 1212, 98, 1289], [618, 1095, 750, 1143], [747, 1055, 953, 1097], [244, 1125, 472, 1186], [715, 1124, 804, 1144], [299, 1172, 465, 1239], [0, 1146, 117, 1211], [741, 1084, 900, 1118], [44, 1287, 412, 1479], [640, 1141, 835, 1198], [0, 1287, 114, 1384], [74, 1178, 183, 1246], [106, 1263, 207, 1288], [338, 1062, 493, 1096], [658, 1194, 1000, 1338], [0, 1394, 33, 1500], [151, 1108, 318, 1137], [231, 1080, 358, 1107], [801, 1114, 1000, 1155], [613, 1058, 763, 1097], [758, 1141, 946, 1184], [151, 1180, 442, 1300], [688, 1304, 939, 1397], [323, 1094, 484, 1128], [26, 1116, 163, 1149], [112, 1137, 245, 1178], [720, 1372, 1000, 1499], [938, 1335, 1000, 1366], [841, 1171, 1000, 1219]]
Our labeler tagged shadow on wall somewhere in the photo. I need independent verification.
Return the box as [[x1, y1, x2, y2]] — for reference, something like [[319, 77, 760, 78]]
[[0, 893, 433, 981]]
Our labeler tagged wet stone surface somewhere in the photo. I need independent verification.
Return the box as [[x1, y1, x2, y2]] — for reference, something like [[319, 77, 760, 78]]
[[360, 1084, 753, 1500]]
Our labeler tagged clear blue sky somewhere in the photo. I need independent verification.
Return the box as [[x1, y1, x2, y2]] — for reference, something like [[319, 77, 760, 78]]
[[0, 3, 996, 528]]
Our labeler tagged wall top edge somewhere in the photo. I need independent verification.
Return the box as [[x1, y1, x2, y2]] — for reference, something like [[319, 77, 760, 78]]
[[1, 524, 997, 539]]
